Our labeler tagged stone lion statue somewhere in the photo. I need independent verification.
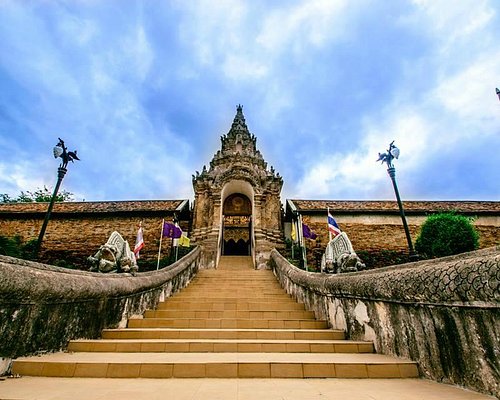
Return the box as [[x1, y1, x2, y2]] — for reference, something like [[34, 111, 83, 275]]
[[88, 231, 138, 275], [321, 232, 365, 274]]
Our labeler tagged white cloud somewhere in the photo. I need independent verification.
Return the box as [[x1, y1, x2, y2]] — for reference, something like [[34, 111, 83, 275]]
[[293, 111, 433, 198], [432, 52, 500, 127], [222, 55, 268, 80], [408, 0, 496, 50], [57, 15, 98, 46], [256, 0, 349, 53], [0, 161, 52, 197], [175, 0, 247, 66], [122, 25, 154, 81]]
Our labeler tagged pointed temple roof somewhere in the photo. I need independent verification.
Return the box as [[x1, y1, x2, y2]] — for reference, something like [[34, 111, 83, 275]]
[[192, 105, 283, 193]]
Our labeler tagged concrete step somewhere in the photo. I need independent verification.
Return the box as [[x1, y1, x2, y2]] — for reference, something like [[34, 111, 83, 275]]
[[193, 275, 277, 280], [172, 291, 293, 302], [181, 286, 284, 291], [185, 276, 279, 281], [192, 275, 277, 280], [175, 292, 288, 298], [128, 318, 329, 329], [177, 287, 286, 293], [101, 328, 345, 340], [189, 276, 279, 281], [67, 338, 374, 353], [157, 301, 306, 311], [162, 295, 296, 308], [12, 352, 419, 378], [143, 310, 315, 319]]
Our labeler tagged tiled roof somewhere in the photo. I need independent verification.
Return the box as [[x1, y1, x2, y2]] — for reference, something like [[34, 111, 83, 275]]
[[288, 200, 500, 214], [0, 200, 188, 215]]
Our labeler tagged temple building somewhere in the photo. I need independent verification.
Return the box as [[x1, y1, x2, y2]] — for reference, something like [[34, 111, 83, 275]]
[[191, 105, 284, 269]]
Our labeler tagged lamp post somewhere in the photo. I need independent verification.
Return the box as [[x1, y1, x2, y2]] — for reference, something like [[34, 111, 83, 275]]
[[34, 138, 79, 258], [377, 141, 418, 261]]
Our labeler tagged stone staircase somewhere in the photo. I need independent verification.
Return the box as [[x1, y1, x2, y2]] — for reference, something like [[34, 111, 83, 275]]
[[12, 256, 418, 379]]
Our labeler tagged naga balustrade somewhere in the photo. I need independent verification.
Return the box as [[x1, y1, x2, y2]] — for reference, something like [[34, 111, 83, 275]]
[[270, 247, 500, 398]]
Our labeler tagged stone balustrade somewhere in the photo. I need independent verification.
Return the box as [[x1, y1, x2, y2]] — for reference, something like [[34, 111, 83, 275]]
[[270, 247, 500, 398], [0, 247, 201, 361]]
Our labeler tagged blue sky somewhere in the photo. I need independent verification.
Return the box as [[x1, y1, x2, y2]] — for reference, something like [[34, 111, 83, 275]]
[[1, 0, 499, 203]]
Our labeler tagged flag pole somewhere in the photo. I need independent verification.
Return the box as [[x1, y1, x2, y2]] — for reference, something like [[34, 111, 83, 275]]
[[298, 214, 308, 271], [157, 219, 164, 270], [327, 207, 332, 243]]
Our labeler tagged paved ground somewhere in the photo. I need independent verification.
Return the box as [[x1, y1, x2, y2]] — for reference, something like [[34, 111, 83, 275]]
[[0, 377, 494, 400]]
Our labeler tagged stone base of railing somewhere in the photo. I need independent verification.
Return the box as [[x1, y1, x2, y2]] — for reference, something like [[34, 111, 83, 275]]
[[0, 247, 202, 360]]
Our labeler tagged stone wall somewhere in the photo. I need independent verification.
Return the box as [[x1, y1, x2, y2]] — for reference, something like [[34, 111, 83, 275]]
[[0, 246, 201, 362], [270, 248, 500, 398]]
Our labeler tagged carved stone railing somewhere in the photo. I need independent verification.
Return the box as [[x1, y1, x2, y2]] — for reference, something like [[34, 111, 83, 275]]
[[270, 247, 500, 398], [0, 247, 201, 360]]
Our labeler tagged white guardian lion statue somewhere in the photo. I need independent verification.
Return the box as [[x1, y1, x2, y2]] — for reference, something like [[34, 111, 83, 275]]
[[321, 232, 365, 274], [88, 231, 138, 275]]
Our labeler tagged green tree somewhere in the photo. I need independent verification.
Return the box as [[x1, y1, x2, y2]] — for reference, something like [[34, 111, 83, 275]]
[[0, 186, 73, 203], [415, 212, 479, 258]]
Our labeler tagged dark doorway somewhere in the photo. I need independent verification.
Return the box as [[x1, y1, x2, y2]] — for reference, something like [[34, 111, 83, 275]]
[[222, 193, 252, 256], [224, 238, 250, 255]]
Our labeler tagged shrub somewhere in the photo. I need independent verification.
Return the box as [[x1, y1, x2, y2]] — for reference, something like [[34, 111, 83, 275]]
[[0, 236, 37, 259], [0, 235, 23, 258], [415, 213, 479, 258]]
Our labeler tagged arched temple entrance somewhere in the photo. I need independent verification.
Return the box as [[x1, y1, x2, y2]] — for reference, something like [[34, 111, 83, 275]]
[[222, 193, 252, 256]]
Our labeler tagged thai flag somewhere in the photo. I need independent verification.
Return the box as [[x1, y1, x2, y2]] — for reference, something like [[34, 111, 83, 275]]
[[134, 225, 144, 258], [328, 212, 342, 237]]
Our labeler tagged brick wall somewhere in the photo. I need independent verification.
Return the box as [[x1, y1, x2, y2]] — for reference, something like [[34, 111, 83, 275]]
[[302, 214, 498, 251], [0, 200, 190, 268], [0, 216, 177, 266], [298, 214, 499, 268], [2, 199, 498, 269], [290, 200, 500, 262]]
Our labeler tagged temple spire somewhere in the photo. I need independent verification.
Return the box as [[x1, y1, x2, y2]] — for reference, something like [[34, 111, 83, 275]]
[[229, 104, 249, 136], [233, 104, 246, 124], [236, 104, 244, 119]]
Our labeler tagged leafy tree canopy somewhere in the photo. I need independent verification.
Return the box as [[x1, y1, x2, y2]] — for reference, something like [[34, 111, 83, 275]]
[[415, 212, 479, 258], [0, 186, 73, 203]]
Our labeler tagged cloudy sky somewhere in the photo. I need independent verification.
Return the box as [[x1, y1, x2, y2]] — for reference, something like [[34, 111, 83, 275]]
[[1, 0, 499, 203]]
